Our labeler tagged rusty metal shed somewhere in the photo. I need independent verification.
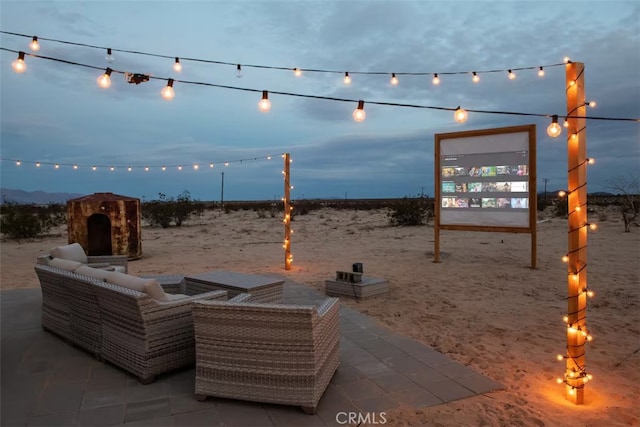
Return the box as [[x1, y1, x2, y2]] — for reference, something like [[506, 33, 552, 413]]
[[67, 192, 142, 259]]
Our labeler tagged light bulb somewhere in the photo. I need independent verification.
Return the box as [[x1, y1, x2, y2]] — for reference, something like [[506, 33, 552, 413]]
[[508, 69, 516, 80], [36, 162, 41, 167], [127, 166, 132, 172], [556, 354, 564, 361], [29, 36, 40, 51], [454, 106, 468, 123], [587, 158, 595, 165], [258, 90, 271, 112], [557, 378, 564, 384], [558, 190, 566, 197], [353, 100, 366, 122], [547, 115, 562, 138], [193, 164, 199, 170], [563, 119, 569, 128], [293, 67, 302, 77], [562, 255, 569, 263], [162, 165, 166, 171], [236, 64, 243, 78], [178, 165, 183, 170], [105, 48, 114, 63], [161, 79, 175, 100], [588, 100, 596, 108], [472, 72, 480, 83], [343, 72, 351, 85], [54, 164, 59, 169], [586, 290, 595, 298], [16, 160, 21, 166], [73, 165, 78, 170], [209, 163, 214, 168], [92, 166, 97, 171], [390, 73, 399, 86], [432, 73, 440, 85], [97, 68, 112, 88], [12, 52, 27, 73], [563, 56, 571, 64], [225, 162, 229, 166], [109, 166, 114, 171], [144, 166, 149, 171], [538, 66, 545, 77], [563, 315, 569, 322], [173, 57, 182, 72], [588, 223, 598, 231]]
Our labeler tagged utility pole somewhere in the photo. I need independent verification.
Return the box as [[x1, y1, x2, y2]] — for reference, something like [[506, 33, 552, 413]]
[[220, 172, 225, 210]]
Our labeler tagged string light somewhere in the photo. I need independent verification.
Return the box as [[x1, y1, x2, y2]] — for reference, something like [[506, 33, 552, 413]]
[[127, 166, 132, 172], [343, 72, 351, 85], [235, 64, 243, 78], [352, 100, 366, 122], [564, 56, 571, 63], [54, 163, 59, 169], [92, 165, 97, 171], [193, 164, 199, 170], [97, 68, 112, 88], [209, 163, 214, 168], [587, 100, 597, 108], [105, 48, 114, 63], [563, 118, 569, 128], [29, 36, 40, 51], [177, 165, 182, 170], [432, 73, 440, 85], [538, 66, 545, 77], [36, 162, 41, 167], [454, 106, 468, 123], [173, 57, 182, 72], [258, 90, 271, 112], [161, 78, 175, 100], [293, 67, 302, 77], [11, 51, 27, 73], [73, 164, 78, 170], [472, 72, 480, 83], [16, 160, 21, 166], [2, 46, 637, 125], [508, 69, 516, 80], [390, 73, 399, 86], [547, 115, 562, 138], [162, 165, 166, 171], [109, 166, 114, 171]]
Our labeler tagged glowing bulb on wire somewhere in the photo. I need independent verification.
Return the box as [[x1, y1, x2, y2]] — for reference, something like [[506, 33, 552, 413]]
[[547, 115, 562, 138], [352, 100, 366, 122], [390, 73, 399, 86], [12, 52, 27, 73], [293, 67, 302, 77], [29, 36, 40, 51], [508, 69, 516, 80], [161, 79, 175, 100], [105, 48, 114, 63], [258, 90, 271, 112], [236, 64, 243, 78], [97, 68, 112, 88], [432, 73, 440, 85], [538, 66, 545, 77], [472, 72, 480, 83], [454, 106, 468, 123], [343, 72, 351, 85], [173, 57, 182, 72]]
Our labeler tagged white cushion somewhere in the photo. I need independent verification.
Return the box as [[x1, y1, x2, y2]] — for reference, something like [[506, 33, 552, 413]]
[[49, 257, 84, 272], [75, 265, 114, 281], [105, 272, 167, 301], [50, 243, 88, 264], [164, 293, 188, 301]]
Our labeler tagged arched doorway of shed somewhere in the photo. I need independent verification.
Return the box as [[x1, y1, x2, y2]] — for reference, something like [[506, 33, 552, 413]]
[[87, 213, 112, 256]]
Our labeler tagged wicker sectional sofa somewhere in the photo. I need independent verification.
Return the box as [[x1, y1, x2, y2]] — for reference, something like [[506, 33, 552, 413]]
[[34, 262, 228, 384]]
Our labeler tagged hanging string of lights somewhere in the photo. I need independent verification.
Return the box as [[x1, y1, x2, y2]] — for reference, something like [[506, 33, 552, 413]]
[[3, 47, 639, 130], [1, 155, 282, 172], [1, 30, 569, 79]]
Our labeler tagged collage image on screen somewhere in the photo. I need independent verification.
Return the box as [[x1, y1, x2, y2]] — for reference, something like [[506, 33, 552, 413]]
[[440, 157, 529, 210]]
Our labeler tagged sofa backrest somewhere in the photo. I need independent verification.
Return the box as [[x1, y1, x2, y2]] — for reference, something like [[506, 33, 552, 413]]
[[192, 300, 320, 345]]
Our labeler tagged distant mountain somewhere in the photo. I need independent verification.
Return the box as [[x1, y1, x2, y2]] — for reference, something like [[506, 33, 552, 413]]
[[0, 188, 84, 205]]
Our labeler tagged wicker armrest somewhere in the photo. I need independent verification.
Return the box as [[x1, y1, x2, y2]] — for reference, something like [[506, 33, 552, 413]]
[[317, 297, 339, 318], [228, 293, 253, 303], [154, 290, 228, 308]]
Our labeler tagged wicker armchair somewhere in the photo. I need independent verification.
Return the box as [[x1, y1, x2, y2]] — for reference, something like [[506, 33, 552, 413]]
[[192, 295, 340, 414], [38, 242, 129, 273]]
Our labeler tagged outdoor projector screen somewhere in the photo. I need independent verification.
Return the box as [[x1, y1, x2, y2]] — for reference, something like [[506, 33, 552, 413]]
[[435, 125, 536, 229]]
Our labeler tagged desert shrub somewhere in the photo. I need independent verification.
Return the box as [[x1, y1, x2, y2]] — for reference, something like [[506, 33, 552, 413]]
[[142, 191, 202, 228], [554, 197, 568, 217], [387, 196, 431, 226], [598, 211, 608, 222], [256, 209, 267, 219], [0, 203, 64, 239]]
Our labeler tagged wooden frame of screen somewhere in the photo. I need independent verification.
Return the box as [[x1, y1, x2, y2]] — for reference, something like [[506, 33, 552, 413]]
[[434, 124, 537, 268]]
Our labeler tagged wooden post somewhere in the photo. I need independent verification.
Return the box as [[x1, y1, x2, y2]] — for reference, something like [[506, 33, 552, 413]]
[[283, 153, 292, 270], [564, 61, 588, 404]]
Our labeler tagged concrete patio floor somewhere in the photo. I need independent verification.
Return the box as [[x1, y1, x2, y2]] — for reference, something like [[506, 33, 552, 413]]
[[1, 279, 502, 426]]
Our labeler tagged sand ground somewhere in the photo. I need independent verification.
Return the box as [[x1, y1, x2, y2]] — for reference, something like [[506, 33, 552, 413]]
[[1, 206, 639, 426]]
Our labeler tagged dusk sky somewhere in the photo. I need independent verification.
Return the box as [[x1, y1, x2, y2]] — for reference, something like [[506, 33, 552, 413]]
[[1, 1, 638, 202]]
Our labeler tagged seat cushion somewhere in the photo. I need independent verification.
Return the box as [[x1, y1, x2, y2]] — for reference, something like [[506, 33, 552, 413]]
[[49, 257, 85, 272], [50, 243, 89, 264], [104, 272, 167, 301]]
